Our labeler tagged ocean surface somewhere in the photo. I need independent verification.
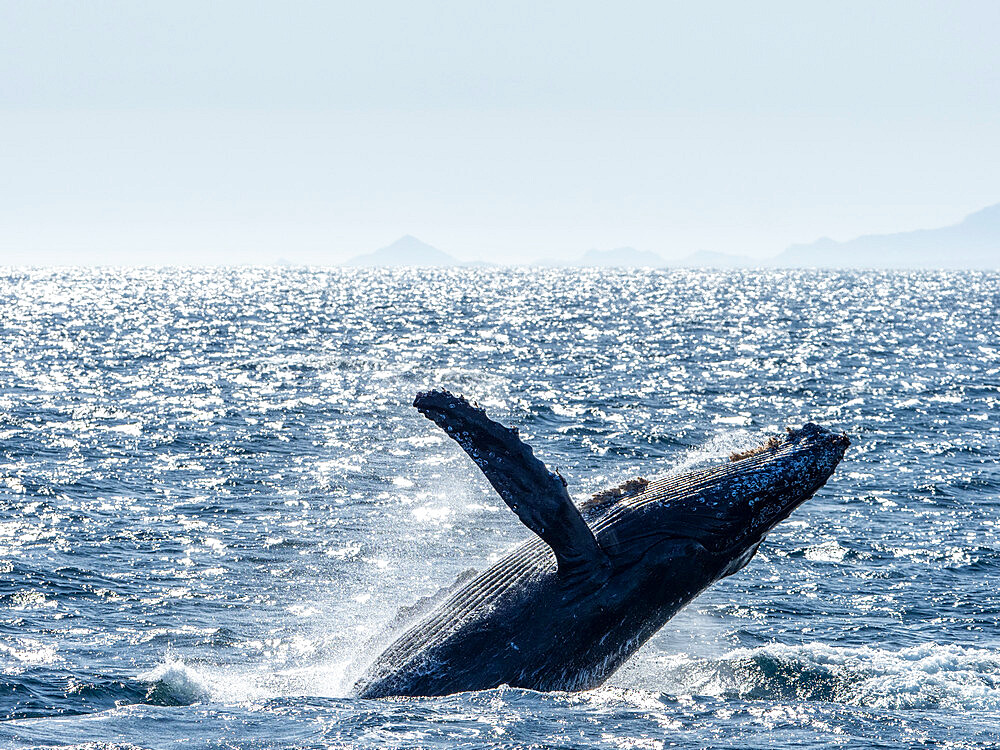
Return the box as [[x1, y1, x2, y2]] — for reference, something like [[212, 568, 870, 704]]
[[1, 267, 998, 749]]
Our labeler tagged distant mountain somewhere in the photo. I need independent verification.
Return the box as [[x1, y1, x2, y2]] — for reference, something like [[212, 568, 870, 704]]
[[344, 235, 459, 267], [776, 204, 1000, 269], [338, 205, 1000, 270], [576, 246, 668, 267]]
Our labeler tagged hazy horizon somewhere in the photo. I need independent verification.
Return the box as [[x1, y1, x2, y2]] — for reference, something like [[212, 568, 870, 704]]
[[2, 1, 999, 265]]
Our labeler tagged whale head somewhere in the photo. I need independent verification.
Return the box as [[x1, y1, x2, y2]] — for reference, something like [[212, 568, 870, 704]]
[[596, 423, 850, 586], [704, 423, 850, 575]]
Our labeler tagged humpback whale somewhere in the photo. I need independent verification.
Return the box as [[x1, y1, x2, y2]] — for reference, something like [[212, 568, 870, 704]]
[[355, 390, 849, 698]]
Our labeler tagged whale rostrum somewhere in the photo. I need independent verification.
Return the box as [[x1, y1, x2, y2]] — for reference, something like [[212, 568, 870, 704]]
[[355, 390, 850, 698]]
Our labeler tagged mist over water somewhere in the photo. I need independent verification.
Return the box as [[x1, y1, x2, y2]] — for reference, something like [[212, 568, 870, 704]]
[[1, 267, 998, 748]]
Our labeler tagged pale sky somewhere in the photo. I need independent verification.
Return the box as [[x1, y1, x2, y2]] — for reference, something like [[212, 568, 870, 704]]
[[2, 1, 998, 265]]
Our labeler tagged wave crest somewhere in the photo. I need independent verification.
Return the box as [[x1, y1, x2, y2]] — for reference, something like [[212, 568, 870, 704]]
[[626, 642, 1000, 710], [138, 657, 212, 705]]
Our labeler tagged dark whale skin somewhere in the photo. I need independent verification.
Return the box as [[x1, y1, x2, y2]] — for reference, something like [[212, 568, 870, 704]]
[[355, 393, 849, 698]]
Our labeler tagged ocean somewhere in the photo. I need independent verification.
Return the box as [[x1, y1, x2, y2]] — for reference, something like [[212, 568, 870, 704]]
[[1, 267, 998, 749]]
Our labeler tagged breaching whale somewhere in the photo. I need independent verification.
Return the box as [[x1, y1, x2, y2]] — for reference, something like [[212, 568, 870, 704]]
[[355, 390, 849, 698]]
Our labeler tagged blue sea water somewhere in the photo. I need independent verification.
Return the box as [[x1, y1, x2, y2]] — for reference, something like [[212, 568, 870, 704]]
[[0, 267, 998, 749]]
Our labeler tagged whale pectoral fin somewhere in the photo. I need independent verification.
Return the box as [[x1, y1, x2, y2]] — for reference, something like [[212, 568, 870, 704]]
[[413, 390, 609, 582]]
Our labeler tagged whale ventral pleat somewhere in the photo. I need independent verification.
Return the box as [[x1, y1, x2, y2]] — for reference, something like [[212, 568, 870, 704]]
[[580, 477, 649, 511]]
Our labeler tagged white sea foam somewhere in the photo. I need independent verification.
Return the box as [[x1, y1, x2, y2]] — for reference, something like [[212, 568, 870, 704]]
[[137, 651, 364, 704]]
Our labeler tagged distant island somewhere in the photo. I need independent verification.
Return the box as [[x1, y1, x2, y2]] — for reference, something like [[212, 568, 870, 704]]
[[774, 203, 1000, 269], [343, 235, 461, 267], [342, 203, 999, 269]]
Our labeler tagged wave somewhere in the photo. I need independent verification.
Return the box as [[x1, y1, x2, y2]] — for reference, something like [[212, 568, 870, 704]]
[[3, 657, 222, 720], [137, 657, 213, 705], [10, 639, 998, 723], [116, 640, 1000, 715], [614, 641, 1000, 710]]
